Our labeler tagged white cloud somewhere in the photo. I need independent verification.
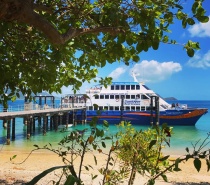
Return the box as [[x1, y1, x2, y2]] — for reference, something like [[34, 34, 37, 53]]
[[130, 60, 182, 83], [108, 66, 127, 80], [187, 50, 210, 68], [188, 16, 210, 37]]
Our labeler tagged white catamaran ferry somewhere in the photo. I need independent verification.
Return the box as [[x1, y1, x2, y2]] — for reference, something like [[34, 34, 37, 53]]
[[62, 82, 208, 126]]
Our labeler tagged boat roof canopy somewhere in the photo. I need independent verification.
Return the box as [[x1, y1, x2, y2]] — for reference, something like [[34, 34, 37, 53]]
[[111, 82, 139, 85]]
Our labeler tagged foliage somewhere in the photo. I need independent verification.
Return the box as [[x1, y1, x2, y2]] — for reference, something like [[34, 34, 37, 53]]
[[0, 0, 209, 105], [116, 122, 172, 184], [10, 121, 210, 185]]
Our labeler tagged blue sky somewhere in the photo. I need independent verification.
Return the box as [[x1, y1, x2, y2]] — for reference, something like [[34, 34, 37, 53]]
[[61, 1, 210, 100]]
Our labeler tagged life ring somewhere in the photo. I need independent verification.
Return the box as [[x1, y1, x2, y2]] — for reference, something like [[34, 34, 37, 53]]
[[116, 99, 119, 102]]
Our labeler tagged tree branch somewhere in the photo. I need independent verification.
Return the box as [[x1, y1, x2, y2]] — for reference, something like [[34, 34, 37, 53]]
[[0, 0, 125, 45]]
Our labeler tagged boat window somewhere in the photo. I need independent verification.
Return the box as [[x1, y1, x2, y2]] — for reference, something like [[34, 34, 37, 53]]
[[142, 85, 150, 90], [109, 106, 114, 110], [120, 95, 124, 99], [141, 94, 148, 99], [131, 85, 135, 90], [125, 106, 130, 111], [94, 94, 99, 99], [131, 106, 135, 111], [116, 85, 120, 90], [121, 85, 125, 90], [94, 106, 98, 110], [104, 106, 108, 110], [100, 95, 104, 99], [115, 95, 120, 99], [136, 94, 140, 99], [146, 106, 151, 111], [99, 106, 103, 110], [111, 85, 114, 90], [141, 106, 146, 111], [126, 85, 130, 90], [115, 106, 119, 110], [131, 95, 135, 99], [126, 95, 130, 99], [136, 106, 140, 111], [105, 95, 109, 99], [88, 106, 93, 110], [136, 85, 140, 90], [110, 95, 114, 99]]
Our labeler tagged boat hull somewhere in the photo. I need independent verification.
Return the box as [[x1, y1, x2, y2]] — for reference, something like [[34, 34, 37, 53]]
[[83, 108, 208, 126]]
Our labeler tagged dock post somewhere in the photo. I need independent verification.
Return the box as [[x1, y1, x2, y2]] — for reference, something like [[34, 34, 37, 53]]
[[33, 117, 36, 133], [6, 119, 11, 145], [3, 119, 7, 129], [55, 114, 58, 131], [50, 116, 53, 130], [27, 117, 31, 139], [84, 108, 87, 125], [59, 114, 62, 126], [30, 116, 33, 135], [12, 118, 15, 141], [73, 110, 77, 126], [38, 116, 41, 127], [24, 117, 28, 125], [46, 115, 49, 131], [43, 116, 47, 135], [120, 96, 124, 122], [155, 96, 159, 125], [81, 109, 86, 125], [66, 112, 69, 128], [150, 96, 154, 126]]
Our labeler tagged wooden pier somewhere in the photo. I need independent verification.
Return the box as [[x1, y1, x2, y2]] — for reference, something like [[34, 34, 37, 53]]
[[0, 106, 86, 145]]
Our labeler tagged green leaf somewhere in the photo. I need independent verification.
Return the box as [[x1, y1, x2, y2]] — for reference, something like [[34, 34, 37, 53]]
[[152, 39, 159, 50], [173, 158, 181, 171], [132, 55, 140, 62], [26, 165, 70, 185], [206, 159, 210, 172], [192, 2, 199, 14], [102, 141, 106, 148], [64, 175, 80, 185], [84, 165, 89, 171], [197, 16, 209, 23], [10, 155, 17, 161], [149, 140, 157, 150], [94, 155, 97, 165], [162, 35, 169, 43], [187, 48, 195, 57], [159, 155, 170, 161], [91, 174, 98, 180], [136, 42, 143, 52], [187, 18, 195, 25], [194, 158, 201, 172], [161, 174, 168, 182], [182, 18, 187, 28]]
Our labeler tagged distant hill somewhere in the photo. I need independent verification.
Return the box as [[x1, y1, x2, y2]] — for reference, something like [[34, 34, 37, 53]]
[[164, 97, 177, 101]]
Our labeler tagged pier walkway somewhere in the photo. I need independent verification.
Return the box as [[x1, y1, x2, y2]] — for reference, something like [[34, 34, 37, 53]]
[[0, 103, 86, 145]]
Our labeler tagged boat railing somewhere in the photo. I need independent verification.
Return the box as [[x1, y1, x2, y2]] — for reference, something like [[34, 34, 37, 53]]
[[169, 103, 188, 110]]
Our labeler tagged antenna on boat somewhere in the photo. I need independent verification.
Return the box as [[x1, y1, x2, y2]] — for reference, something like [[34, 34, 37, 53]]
[[132, 71, 138, 82]]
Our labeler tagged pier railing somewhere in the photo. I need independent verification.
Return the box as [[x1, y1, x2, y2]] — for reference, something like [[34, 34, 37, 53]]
[[0, 103, 60, 113], [0, 102, 86, 113]]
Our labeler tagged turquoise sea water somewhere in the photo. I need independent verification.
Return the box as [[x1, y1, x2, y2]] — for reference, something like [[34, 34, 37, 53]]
[[0, 100, 210, 156]]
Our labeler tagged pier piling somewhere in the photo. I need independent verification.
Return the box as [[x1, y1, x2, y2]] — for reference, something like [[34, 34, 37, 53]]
[[0, 105, 86, 144], [6, 120, 11, 145], [12, 118, 15, 140]]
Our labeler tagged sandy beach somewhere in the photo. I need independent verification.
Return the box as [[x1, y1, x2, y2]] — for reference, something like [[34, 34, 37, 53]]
[[0, 148, 210, 185]]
